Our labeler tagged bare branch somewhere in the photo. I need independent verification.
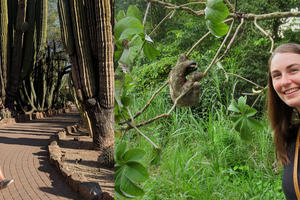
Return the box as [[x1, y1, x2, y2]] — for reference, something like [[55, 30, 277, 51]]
[[147, 0, 300, 20], [251, 93, 263, 108], [227, 73, 264, 88], [146, 0, 204, 16], [254, 17, 274, 53], [143, 2, 151, 26], [119, 80, 169, 125], [149, 10, 175, 36], [186, 18, 235, 57], [203, 19, 235, 76], [215, 18, 244, 63], [179, 1, 206, 7], [126, 107, 159, 149], [240, 11, 300, 20], [224, 0, 235, 12], [186, 32, 210, 57], [119, 84, 194, 131]]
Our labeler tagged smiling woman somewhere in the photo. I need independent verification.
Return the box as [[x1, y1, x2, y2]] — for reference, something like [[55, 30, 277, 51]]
[[267, 43, 300, 199]]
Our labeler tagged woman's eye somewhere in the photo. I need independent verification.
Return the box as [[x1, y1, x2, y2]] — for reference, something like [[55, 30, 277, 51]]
[[272, 74, 280, 78], [291, 68, 298, 72]]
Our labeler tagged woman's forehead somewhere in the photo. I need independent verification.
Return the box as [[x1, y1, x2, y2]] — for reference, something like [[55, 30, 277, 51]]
[[271, 53, 300, 70]]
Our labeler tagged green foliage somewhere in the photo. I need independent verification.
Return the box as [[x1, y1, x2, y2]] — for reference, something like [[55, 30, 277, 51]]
[[131, 56, 176, 92], [205, 0, 229, 37], [114, 5, 160, 70], [228, 97, 264, 140], [115, 142, 149, 199], [115, 74, 134, 122], [114, 1, 300, 199], [116, 89, 282, 200]]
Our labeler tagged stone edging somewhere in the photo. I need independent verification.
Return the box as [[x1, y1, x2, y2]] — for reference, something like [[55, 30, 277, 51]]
[[48, 130, 113, 200]]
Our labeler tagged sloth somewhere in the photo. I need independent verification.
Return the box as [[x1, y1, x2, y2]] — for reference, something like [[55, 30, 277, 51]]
[[169, 54, 204, 107]]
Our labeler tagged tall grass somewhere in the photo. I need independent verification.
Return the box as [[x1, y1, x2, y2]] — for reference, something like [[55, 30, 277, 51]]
[[116, 85, 284, 200]]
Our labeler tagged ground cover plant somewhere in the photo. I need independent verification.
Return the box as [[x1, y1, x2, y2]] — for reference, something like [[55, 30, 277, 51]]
[[117, 88, 283, 199], [114, 0, 300, 199]]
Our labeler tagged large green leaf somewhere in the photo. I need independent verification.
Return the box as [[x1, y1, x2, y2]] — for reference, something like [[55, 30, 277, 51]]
[[117, 10, 126, 21], [228, 100, 240, 113], [205, 0, 229, 22], [206, 20, 229, 37], [123, 149, 146, 162], [127, 5, 142, 21], [115, 16, 143, 40], [120, 174, 145, 198], [119, 48, 131, 65], [234, 117, 251, 141], [247, 118, 264, 130], [238, 96, 247, 106], [128, 34, 144, 62], [119, 28, 144, 41], [124, 161, 149, 183], [143, 41, 160, 60], [115, 142, 127, 162], [246, 108, 257, 117]]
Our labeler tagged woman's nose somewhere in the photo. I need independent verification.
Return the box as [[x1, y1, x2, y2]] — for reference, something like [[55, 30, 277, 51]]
[[280, 74, 292, 86]]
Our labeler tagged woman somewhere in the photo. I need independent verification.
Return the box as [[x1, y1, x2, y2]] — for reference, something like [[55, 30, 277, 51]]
[[0, 168, 13, 189], [268, 43, 300, 199]]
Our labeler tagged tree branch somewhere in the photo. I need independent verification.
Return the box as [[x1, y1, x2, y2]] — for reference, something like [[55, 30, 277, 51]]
[[119, 84, 194, 131], [239, 11, 300, 20], [203, 19, 235, 76], [186, 32, 210, 57], [149, 10, 175, 36], [147, 0, 300, 20], [143, 2, 151, 26], [125, 107, 159, 149], [227, 73, 264, 88], [254, 17, 274, 53], [215, 18, 244, 63], [119, 80, 169, 125], [224, 0, 235, 12], [146, 0, 204, 16]]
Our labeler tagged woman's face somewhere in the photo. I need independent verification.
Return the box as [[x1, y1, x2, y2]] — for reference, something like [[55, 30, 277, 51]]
[[270, 52, 300, 111]]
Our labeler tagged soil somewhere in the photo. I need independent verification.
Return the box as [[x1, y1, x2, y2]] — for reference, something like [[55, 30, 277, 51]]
[[55, 125, 114, 199]]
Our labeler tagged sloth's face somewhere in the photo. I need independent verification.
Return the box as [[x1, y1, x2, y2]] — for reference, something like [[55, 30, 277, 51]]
[[184, 61, 197, 77]]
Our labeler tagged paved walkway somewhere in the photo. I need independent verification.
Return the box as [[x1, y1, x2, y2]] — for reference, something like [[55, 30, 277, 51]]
[[0, 113, 81, 200]]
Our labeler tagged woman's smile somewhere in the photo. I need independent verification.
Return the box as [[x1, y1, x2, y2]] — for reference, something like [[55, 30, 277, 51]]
[[271, 53, 300, 111]]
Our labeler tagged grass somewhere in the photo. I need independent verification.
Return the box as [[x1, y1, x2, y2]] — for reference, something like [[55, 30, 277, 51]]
[[115, 86, 284, 200]]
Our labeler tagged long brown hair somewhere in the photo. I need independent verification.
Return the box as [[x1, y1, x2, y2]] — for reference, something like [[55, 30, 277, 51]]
[[267, 43, 300, 165]]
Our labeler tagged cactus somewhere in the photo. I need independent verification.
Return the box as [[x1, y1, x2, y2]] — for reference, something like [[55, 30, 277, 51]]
[[0, 0, 8, 97], [58, 0, 114, 153]]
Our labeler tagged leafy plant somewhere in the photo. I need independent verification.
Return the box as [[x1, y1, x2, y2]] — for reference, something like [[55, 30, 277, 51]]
[[115, 142, 149, 198], [228, 96, 263, 140], [114, 5, 160, 69], [205, 0, 230, 37]]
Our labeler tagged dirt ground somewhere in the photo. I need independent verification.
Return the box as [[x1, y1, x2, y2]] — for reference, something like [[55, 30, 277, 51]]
[[57, 125, 114, 198]]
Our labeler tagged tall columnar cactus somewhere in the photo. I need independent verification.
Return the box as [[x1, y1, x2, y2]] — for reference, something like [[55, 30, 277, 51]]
[[58, 0, 114, 152], [0, 0, 8, 97], [0, 0, 48, 109]]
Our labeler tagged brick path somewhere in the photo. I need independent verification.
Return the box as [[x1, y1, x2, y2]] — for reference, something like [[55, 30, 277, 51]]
[[0, 113, 82, 200]]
